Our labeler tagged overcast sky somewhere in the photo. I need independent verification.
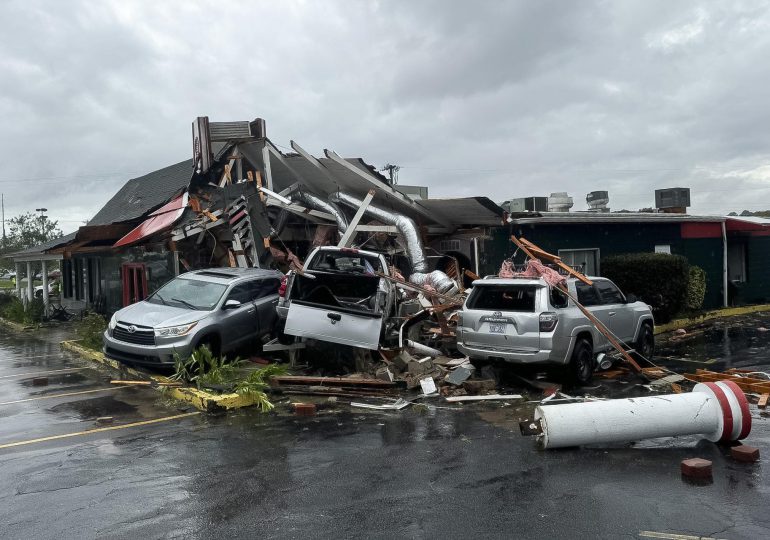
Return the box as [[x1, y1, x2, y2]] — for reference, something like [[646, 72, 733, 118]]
[[2, 0, 770, 234]]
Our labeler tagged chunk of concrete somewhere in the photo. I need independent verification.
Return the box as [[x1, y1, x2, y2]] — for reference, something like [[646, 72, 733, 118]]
[[445, 365, 474, 386], [462, 379, 497, 394], [407, 357, 434, 376], [376, 367, 395, 383], [391, 351, 414, 372]]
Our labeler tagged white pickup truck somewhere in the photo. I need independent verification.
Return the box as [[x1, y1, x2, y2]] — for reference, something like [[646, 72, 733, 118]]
[[275, 246, 396, 350]]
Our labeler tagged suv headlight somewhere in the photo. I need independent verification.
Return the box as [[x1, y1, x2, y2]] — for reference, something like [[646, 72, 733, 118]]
[[154, 322, 197, 337], [108, 313, 118, 332]]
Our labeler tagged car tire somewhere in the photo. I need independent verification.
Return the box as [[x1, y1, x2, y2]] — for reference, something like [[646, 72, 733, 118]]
[[568, 338, 594, 386], [196, 335, 220, 358], [635, 323, 655, 361]]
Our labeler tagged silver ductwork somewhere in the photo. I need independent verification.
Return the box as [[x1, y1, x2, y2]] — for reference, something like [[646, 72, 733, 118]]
[[330, 192, 457, 294], [285, 186, 349, 233]]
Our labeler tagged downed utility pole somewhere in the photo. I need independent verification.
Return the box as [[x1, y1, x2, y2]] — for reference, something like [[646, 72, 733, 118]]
[[510, 236, 643, 374]]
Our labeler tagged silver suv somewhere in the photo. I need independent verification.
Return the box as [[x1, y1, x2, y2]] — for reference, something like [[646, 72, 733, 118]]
[[103, 268, 283, 367], [456, 276, 654, 384]]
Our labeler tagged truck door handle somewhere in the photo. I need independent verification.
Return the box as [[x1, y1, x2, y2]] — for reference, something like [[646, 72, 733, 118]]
[[248, 308, 256, 314], [327, 313, 342, 322], [608, 311, 616, 316]]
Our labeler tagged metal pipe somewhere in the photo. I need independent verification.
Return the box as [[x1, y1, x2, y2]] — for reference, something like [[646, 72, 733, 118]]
[[534, 381, 751, 449], [330, 192, 457, 294], [405, 339, 441, 358]]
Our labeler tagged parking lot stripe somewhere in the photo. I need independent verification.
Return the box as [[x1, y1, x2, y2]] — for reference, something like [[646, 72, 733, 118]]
[[0, 412, 201, 450], [0, 385, 139, 406], [0, 367, 86, 380]]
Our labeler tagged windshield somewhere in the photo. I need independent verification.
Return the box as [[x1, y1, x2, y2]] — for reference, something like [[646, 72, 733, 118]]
[[307, 251, 382, 274], [146, 277, 228, 311], [467, 285, 538, 312]]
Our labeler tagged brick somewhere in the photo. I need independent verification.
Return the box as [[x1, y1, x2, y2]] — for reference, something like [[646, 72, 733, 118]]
[[730, 445, 760, 463], [294, 403, 317, 416], [31, 377, 49, 386], [681, 458, 712, 479]]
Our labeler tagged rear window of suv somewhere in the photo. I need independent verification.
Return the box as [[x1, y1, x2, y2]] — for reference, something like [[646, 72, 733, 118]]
[[467, 285, 538, 312]]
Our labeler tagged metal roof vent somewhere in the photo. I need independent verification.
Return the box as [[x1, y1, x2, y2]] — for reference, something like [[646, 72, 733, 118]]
[[548, 192, 573, 212], [586, 190, 610, 212], [655, 187, 690, 214]]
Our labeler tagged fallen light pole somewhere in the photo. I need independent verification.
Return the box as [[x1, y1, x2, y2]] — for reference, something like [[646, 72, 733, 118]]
[[527, 381, 751, 449]]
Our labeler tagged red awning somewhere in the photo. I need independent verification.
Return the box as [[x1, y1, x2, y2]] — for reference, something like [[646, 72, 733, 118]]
[[114, 193, 188, 248]]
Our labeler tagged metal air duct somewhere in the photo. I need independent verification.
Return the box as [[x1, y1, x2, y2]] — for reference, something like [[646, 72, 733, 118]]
[[329, 192, 457, 294], [284, 186, 349, 234]]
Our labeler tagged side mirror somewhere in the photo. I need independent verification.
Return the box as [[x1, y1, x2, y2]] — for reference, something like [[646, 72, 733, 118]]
[[223, 299, 242, 310], [626, 294, 637, 303]]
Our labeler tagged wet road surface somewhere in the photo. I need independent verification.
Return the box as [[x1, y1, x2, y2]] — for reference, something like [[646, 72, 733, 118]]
[[1, 321, 769, 539]]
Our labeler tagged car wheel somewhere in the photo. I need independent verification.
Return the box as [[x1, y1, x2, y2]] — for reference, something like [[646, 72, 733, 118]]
[[635, 324, 654, 361], [569, 338, 594, 386], [196, 335, 220, 358]]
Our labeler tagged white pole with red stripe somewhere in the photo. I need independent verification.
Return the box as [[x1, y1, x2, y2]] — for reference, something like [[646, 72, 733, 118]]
[[535, 381, 751, 449]]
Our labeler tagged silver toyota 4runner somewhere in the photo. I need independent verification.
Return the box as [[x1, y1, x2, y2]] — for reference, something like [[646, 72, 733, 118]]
[[456, 276, 654, 384]]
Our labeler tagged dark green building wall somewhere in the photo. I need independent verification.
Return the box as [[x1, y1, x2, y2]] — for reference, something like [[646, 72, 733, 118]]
[[483, 223, 724, 309]]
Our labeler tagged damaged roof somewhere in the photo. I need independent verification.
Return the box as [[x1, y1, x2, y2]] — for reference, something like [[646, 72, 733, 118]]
[[89, 159, 193, 226], [8, 231, 77, 258]]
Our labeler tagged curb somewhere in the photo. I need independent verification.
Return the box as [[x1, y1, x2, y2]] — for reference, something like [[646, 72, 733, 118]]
[[60, 340, 263, 412], [655, 304, 770, 335], [0, 317, 30, 333]]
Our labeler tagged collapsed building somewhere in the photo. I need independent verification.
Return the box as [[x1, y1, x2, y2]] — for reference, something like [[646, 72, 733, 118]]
[[11, 117, 506, 315]]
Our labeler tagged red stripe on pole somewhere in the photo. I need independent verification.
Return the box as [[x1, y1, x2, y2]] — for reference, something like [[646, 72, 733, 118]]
[[720, 380, 751, 440], [703, 382, 734, 443]]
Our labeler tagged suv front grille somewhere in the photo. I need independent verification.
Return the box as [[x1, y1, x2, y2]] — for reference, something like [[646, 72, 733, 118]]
[[113, 322, 155, 346]]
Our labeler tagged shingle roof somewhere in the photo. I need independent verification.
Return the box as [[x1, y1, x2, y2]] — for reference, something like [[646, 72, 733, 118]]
[[8, 231, 77, 257], [89, 159, 193, 226]]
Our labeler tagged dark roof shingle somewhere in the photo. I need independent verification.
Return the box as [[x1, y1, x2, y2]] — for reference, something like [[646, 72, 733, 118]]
[[89, 159, 193, 226]]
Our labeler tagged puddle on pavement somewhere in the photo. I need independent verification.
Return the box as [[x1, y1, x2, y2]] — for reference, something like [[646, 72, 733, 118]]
[[48, 395, 138, 419], [17, 372, 90, 387]]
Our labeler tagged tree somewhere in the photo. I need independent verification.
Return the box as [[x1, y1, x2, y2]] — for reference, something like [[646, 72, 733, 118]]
[[1, 212, 63, 271]]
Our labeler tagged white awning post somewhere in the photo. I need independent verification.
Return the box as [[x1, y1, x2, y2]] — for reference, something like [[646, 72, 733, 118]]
[[14, 262, 21, 299], [26, 261, 33, 306], [41, 260, 49, 314]]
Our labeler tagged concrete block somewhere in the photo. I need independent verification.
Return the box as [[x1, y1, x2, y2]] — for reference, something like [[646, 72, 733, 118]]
[[731, 445, 760, 463], [681, 458, 712, 479], [391, 351, 414, 372], [376, 367, 395, 383], [445, 366, 474, 386], [407, 357, 433, 375]]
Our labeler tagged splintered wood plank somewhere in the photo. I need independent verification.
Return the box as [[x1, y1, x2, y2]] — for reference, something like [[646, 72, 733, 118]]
[[758, 393, 769, 409]]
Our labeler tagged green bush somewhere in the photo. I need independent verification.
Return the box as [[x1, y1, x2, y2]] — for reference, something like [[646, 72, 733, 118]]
[[24, 298, 45, 324], [0, 295, 25, 323], [76, 313, 108, 350], [602, 253, 690, 323], [685, 266, 707, 311]]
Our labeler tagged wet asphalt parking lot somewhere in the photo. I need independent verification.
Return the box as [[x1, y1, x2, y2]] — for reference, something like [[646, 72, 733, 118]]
[[1, 318, 769, 540]]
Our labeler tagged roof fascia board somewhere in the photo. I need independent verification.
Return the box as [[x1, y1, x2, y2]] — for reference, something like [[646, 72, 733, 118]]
[[323, 149, 454, 230], [11, 253, 64, 262]]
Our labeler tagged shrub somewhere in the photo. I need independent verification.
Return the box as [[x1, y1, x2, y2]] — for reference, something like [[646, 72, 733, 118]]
[[24, 298, 45, 324], [0, 295, 25, 323], [601, 253, 690, 323], [685, 266, 707, 311], [76, 313, 108, 350]]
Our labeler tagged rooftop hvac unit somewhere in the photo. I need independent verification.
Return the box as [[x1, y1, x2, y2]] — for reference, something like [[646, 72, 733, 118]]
[[548, 192, 573, 212], [655, 188, 691, 212], [586, 190, 610, 212], [508, 197, 549, 213]]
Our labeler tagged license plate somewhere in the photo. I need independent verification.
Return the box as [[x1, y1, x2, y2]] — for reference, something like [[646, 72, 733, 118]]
[[489, 323, 507, 334]]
